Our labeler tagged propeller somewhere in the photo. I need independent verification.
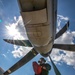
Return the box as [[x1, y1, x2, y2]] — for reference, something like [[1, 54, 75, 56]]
[[53, 44, 75, 51], [3, 39, 32, 47], [49, 55, 61, 75], [3, 20, 73, 75], [55, 21, 69, 39], [3, 48, 38, 75]]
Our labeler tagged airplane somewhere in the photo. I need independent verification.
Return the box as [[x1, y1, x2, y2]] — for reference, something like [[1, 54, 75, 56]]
[[2, 0, 75, 75]]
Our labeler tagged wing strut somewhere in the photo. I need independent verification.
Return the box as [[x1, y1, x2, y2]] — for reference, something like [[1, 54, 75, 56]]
[[48, 55, 61, 75]]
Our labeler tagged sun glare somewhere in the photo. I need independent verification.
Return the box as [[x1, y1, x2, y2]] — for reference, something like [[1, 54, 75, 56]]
[[6, 25, 20, 38]]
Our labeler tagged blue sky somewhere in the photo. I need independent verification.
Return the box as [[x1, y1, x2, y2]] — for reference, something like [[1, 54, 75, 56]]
[[0, 0, 75, 75]]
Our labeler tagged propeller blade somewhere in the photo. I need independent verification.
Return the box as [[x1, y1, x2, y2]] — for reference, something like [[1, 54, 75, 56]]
[[49, 55, 61, 75], [55, 21, 69, 39], [53, 44, 75, 51], [4, 39, 32, 47], [3, 48, 38, 75]]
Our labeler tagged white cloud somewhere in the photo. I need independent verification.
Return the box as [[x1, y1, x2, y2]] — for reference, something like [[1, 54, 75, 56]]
[[5, 16, 28, 39], [72, 31, 75, 37], [7, 49, 11, 53], [62, 52, 75, 66], [2, 54, 7, 58], [57, 15, 69, 21], [5, 16, 33, 58], [12, 46, 32, 58], [57, 15, 69, 33], [14, 16, 17, 21], [54, 31, 74, 44]]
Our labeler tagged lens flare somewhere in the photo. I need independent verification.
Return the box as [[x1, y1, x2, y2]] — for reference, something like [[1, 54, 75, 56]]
[[5, 24, 21, 39], [0, 19, 2, 23]]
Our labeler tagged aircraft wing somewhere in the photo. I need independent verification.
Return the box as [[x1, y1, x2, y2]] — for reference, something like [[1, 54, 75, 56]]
[[4, 39, 32, 47], [55, 21, 69, 39], [53, 44, 75, 51], [3, 48, 38, 75]]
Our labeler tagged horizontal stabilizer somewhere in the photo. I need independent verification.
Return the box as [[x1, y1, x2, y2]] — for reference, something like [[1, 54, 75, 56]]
[[3, 48, 38, 75], [4, 39, 32, 47], [55, 21, 69, 39], [53, 44, 75, 51]]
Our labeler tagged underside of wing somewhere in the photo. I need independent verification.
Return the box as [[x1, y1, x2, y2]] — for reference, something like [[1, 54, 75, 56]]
[[4, 39, 32, 47], [55, 21, 69, 39], [3, 48, 38, 75], [53, 44, 75, 51]]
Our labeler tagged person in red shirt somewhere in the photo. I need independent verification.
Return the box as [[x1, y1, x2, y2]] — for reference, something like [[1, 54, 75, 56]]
[[33, 58, 51, 75]]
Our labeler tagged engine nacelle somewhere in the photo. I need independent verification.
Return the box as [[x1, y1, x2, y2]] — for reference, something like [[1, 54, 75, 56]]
[[18, 0, 57, 54]]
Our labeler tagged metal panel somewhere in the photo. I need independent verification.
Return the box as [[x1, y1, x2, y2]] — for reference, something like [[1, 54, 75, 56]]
[[21, 9, 47, 24], [18, 0, 46, 12]]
